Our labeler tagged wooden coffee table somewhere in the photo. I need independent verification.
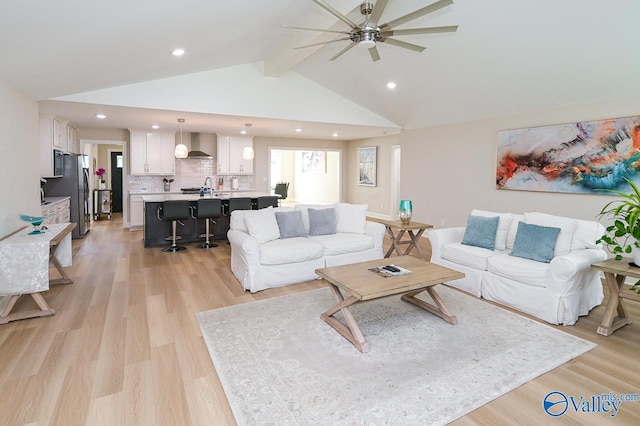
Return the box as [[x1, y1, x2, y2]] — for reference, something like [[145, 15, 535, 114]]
[[315, 256, 464, 353]]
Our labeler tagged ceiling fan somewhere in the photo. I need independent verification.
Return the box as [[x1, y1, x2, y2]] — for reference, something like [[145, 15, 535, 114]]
[[285, 0, 458, 62]]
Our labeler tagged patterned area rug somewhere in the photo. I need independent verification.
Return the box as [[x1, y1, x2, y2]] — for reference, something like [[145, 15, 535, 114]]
[[197, 286, 596, 425]]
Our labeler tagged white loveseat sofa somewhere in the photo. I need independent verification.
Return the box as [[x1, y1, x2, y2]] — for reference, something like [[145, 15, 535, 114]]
[[429, 210, 608, 325], [227, 204, 385, 292]]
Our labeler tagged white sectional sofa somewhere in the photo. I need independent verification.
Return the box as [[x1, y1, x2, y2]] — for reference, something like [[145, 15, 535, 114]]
[[227, 204, 385, 292], [429, 210, 608, 325]]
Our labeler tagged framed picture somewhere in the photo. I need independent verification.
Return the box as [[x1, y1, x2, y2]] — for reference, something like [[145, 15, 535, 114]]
[[358, 146, 377, 187], [496, 115, 640, 194], [301, 151, 326, 174]]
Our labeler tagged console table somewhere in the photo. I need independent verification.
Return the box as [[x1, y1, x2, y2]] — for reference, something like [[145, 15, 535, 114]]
[[0, 222, 75, 324], [591, 258, 640, 336], [375, 219, 433, 261]]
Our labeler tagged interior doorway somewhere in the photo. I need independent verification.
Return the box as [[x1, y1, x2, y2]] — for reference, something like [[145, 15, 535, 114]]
[[110, 151, 123, 212], [269, 148, 341, 205]]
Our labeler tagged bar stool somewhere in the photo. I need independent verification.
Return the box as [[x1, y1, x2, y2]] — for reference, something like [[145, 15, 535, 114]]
[[193, 198, 221, 249], [274, 182, 289, 206], [256, 196, 279, 209], [157, 200, 190, 252], [225, 197, 253, 216]]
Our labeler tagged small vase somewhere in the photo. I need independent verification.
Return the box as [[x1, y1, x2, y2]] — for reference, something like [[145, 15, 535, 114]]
[[399, 200, 412, 225], [633, 245, 640, 266], [99, 181, 106, 189]]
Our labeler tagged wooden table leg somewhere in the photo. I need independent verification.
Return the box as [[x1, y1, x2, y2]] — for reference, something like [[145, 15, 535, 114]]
[[384, 227, 406, 258], [320, 284, 370, 353], [49, 255, 73, 286], [401, 285, 458, 325], [0, 293, 56, 325], [597, 272, 632, 336], [403, 229, 426, 260]]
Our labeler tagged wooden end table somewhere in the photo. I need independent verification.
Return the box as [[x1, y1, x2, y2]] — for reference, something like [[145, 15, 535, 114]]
[[375, 219, 433, 261], [315, 256, 464, 353], [591, 258, 640, 336]]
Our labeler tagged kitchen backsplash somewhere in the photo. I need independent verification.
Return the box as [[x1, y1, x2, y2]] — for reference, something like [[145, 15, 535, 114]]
[[128, 158, 254, 192]]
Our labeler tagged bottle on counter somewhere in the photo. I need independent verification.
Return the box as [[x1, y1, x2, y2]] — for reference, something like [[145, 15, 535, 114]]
[[199, 186, 205, 196]]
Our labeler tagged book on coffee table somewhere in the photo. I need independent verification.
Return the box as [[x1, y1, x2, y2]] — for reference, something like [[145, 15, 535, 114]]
[[369, 264, 412, 278]]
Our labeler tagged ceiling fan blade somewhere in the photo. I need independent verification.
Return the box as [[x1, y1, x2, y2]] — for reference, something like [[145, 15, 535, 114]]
[[293, 37, 352, 50], [281, 25, 350, 34], [383, 37, 426, 52], [329, 42, 357, 61], [368, 46, 381, 62], [383, 25, 458, 36], [383, 0, 454, 30], [313, 0, 358, 29], [369, 0, 390, 24]]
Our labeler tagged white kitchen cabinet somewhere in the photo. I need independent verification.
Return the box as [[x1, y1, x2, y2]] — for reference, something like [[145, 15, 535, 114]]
[[129, 194, 144, 227], [40, 116, 67, 177], [217, 135, 253, 175], [130, 130, 175, 175], [66, 124, 77, 153], [42, 197, 71, 225]]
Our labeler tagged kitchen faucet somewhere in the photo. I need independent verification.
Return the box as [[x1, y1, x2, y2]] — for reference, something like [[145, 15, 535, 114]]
[[203, 176, 212, 191]]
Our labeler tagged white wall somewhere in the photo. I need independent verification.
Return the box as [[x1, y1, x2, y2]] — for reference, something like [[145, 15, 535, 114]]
[[400, 95, 640, 228], [0, 79, 39, 238]]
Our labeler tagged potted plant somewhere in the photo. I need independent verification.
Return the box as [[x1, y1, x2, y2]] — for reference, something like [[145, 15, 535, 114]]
[[96, 167, 106, 189], [597, 177, 640, 292]]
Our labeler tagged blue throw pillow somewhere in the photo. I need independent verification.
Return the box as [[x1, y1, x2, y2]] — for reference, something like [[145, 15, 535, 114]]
[[275, 211, 307, 239], [510, 222, 561, 263], [308, 208, 336, 236], [461, 215, 499, 250]]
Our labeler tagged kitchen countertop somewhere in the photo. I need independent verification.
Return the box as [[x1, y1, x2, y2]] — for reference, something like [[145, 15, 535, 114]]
[[141, 192, 276, 202], [129, 189, 258, 195]]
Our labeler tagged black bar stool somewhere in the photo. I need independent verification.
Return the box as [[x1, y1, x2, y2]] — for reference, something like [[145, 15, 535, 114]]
[[225, 197, 253, 216], [274, 182, 289, 205], [157, 200, 190, 252], [256, 196, 279, 209], [193, 198, 221, 249]]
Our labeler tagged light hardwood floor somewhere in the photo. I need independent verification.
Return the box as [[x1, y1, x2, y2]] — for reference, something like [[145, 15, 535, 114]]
[[1, 214, 639, 425]]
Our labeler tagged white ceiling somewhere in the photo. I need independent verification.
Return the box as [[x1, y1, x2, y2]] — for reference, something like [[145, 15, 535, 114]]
[[3, 0, 640, 139]]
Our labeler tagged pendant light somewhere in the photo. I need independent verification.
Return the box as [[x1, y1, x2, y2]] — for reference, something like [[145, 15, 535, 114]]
[[174, 118, 188, 159], [241, 123, 255, 160]]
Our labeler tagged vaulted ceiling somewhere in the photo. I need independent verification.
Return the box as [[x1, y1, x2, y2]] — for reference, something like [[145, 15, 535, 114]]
[[3, 0, 639, 139]]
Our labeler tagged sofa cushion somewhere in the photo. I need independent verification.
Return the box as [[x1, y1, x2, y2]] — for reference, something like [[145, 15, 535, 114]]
[[275, 210, 307, 239], [441, 242, 496, 271], [471, 209, 513, 251], [230, 206, 293, 233], [295, 204, 335, 234], [335, 203, 367, 234], [309, 208, 337, 236], [259, 237, 324, 265], [462, 215, 499, 250], [244, 207, 281, 243], [571, 219, 601, 250], [524, 212, 578, 257], [505, 214, 524, 250], [309, 233, 374, 256], [487, 252, 550, 288], [510, 222, 560, 263]]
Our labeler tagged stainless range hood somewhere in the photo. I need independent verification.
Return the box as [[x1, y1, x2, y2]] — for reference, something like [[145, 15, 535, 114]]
[[187, 133, 214, 159]]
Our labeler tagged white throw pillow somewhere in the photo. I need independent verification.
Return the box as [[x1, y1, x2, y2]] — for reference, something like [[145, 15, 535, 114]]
[[244, 207, 281, 243], [230, 206, 293, 233], [506, 214, 524, 250], [335, 203, 367, 234], [523, 212, 578, 257], [570, 219, 601, 250], [470, 209, 513, 251]]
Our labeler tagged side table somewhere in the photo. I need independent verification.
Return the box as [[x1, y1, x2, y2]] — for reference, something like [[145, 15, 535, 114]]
[[375, 219, 433, 261], [591, 258, 640, 336]]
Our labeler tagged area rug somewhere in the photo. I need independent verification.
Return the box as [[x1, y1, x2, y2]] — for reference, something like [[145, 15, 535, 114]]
[[196, 286, 596, 425]]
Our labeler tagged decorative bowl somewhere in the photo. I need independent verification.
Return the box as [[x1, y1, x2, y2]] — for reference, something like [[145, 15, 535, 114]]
[[19, 214, 48, 234]]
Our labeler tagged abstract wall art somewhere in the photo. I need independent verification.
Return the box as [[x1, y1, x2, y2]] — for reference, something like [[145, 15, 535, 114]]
[[358, 146, 377, 187], [301, 151, 326, 174], [496, 116, 640, 194]]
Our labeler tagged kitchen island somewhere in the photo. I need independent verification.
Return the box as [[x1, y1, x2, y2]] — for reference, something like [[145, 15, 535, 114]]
[[142, 192, 275, 248]]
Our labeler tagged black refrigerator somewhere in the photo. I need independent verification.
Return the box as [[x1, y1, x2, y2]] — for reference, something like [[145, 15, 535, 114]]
[[44, 153, 91, 238]]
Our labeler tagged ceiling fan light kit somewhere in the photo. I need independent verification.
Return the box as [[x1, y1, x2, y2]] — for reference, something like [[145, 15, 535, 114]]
[[288, 0, 458, 62]]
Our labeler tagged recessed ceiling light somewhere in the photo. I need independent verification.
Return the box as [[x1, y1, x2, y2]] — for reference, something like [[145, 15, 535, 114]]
[[386, 81, 397, 90], [172, 48, 185, 57], [294, 128, 302, 133], [332, 132, 339, 137], [151, 124, 159, 129], [95, 114, 106, 119]]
